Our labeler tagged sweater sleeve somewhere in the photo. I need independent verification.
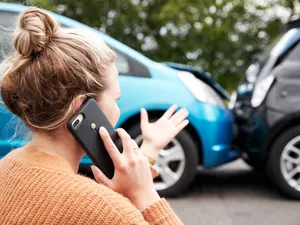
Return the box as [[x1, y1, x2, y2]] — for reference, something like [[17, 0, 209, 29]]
[[141, 198, 184, 225], [78, 179, 183, 225]]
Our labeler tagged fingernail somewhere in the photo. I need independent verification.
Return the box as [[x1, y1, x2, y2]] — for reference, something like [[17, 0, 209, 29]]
[[99, 126, 105, 133], [91, 165, 95, 172]]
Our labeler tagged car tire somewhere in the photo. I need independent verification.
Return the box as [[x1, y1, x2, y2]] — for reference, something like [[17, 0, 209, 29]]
[[127, 122, 199, 197], [267, 125, 300, 199]]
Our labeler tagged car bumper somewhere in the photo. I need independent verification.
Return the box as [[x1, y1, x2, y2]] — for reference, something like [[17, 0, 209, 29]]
[[187, 100, 239, 168], [233, 101, 286, 155]]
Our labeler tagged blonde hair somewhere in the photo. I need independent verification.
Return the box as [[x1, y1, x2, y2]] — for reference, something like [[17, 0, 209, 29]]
[[0, 7, 116, 132]]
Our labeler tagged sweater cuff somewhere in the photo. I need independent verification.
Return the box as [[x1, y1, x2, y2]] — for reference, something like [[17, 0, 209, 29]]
[[141, 198, 183, 224]]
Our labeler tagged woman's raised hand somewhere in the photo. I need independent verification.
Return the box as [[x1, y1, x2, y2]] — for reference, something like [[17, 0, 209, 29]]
[[140, 105, 189, 160]]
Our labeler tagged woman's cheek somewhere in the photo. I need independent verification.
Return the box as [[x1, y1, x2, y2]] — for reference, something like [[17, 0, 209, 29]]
[[112, 103, 121, 127], [97, 99, 120, 126]]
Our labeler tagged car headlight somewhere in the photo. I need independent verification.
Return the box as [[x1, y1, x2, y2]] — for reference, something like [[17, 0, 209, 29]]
[[251, 75, 275, 107], [178, 71, 225, 108]]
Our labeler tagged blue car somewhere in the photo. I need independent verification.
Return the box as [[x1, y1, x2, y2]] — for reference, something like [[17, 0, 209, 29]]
[[0, 2, 238, 197]]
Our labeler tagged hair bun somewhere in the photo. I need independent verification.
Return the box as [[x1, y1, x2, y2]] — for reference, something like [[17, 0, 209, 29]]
[[13, 7, 59, 58]]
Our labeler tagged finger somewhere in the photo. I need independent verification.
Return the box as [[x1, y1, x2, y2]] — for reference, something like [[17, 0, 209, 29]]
[[162, 105, 178, 119], [131, 139, 143, 157], [116, 128, 135, 157], [134, 148, 142, 156], [131, 139, 139, 148], [91, 165, 112, 188], [140, 108, 149, 126], [171, 108, 189, 126], [99, 127, 122, 166], [176, 119, 189, 133], [131, 139, 140, 156]]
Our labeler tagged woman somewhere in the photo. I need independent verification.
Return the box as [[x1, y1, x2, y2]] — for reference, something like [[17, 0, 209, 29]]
[[0, 7, 189, 225]]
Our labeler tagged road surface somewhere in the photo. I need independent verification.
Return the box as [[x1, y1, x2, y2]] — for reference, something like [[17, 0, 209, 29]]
[[168, 160, 300, 225]]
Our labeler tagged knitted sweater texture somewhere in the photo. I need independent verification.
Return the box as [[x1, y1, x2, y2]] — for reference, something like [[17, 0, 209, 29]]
[[0, 146, 183, 225]]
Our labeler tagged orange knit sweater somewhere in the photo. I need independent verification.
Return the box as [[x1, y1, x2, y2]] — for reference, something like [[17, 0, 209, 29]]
[[0, 146, 183, 225]]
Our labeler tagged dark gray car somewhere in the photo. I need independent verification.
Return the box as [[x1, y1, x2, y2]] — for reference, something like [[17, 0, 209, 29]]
[[232, 17, 300, 199]]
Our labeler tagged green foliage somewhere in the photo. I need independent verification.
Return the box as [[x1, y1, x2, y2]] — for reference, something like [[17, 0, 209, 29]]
[[5, 0, 298, 91]]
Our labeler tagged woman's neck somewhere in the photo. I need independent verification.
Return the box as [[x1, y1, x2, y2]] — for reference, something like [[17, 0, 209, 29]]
[[31, 130, 85, 173]]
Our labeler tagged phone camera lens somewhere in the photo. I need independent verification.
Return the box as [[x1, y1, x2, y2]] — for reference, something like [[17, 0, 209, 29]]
[[73, 119, 80, 128]]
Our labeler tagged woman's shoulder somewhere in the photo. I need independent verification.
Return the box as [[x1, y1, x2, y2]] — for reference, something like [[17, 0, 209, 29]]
[[59, 172, 132, 207], [33, 169, 139, 223], [51, 173, 145, 224], [1, 151, 146, 224], [1, 148, 129, 203], [66, 172, 115, 197]]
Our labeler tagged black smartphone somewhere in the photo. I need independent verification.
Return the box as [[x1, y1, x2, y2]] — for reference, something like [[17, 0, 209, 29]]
[[67, 98, 122, 179]]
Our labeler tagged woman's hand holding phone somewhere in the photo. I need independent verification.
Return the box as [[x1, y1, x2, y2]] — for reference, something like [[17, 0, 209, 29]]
[[140, 105, 189, 161], [91, 127, 160, 210]]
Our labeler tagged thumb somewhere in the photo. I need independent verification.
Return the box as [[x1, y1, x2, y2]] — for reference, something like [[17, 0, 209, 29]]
[[140, 108, 149, 126], [91, 165, 112, 188]]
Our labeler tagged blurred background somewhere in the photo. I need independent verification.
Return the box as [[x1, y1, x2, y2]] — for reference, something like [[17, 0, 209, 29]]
[[1, 1, 300, 224], [3, 0, 300, 92]]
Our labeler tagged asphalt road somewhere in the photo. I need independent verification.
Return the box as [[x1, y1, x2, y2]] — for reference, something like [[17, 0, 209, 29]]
[[167, 159, 300, 225]]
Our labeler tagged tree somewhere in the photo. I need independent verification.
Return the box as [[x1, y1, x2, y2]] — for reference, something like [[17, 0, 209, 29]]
[[5, 0, 298, 91]]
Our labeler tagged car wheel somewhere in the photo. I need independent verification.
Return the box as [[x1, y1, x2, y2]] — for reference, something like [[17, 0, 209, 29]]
[[127, 122, 199, 197], [267, 125, 300, 199]]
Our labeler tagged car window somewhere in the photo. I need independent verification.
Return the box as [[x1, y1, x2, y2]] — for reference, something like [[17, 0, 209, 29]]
[[0, 11, 17, 63], [109, 47, 150, 78], [115, 51, 130, 74], [286, 41, 300, 62]]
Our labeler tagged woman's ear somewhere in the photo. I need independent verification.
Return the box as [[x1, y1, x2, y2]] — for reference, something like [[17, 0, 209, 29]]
[[71, 95, 87, 114]]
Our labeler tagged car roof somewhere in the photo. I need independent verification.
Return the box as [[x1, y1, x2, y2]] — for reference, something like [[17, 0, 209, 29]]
[[0, 2, 153, 66]]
